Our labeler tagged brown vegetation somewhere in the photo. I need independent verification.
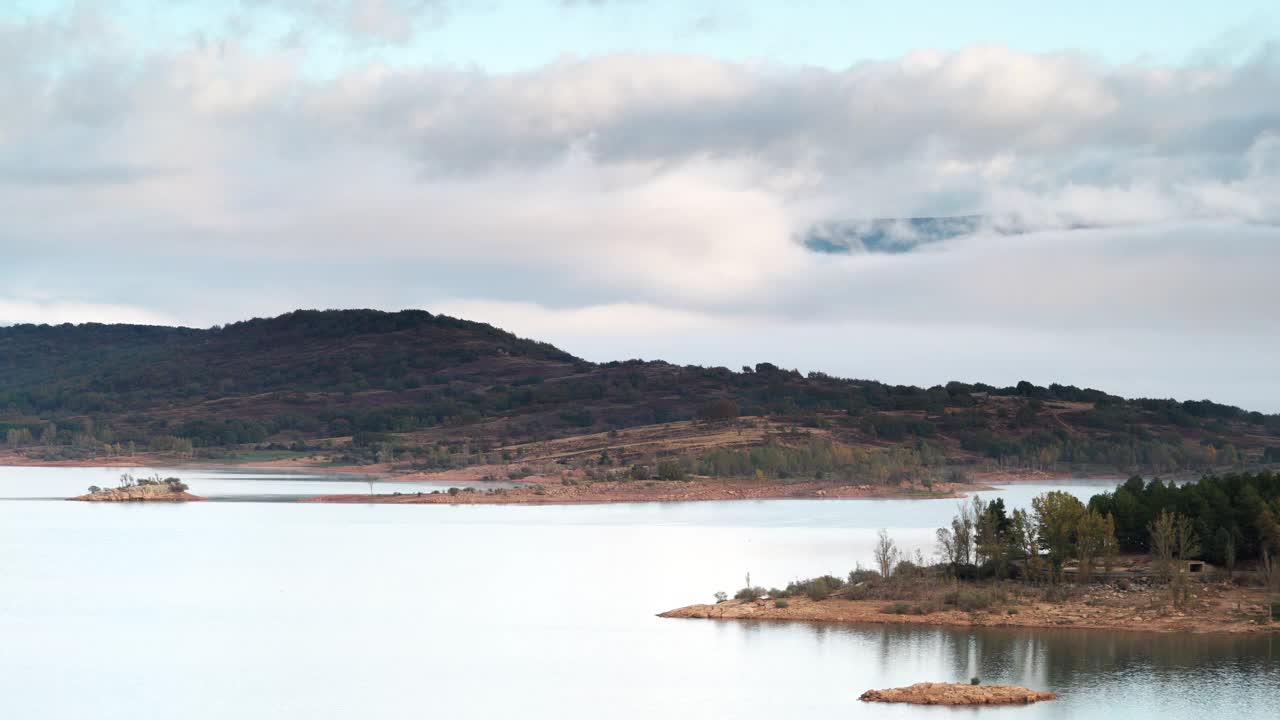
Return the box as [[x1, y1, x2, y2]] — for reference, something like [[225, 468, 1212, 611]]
[[300, 475, 977, 505], [660, 579, 1277, 634], [71, 484, 205, 502]]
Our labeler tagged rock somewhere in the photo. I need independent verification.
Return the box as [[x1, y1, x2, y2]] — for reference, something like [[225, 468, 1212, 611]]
[[859, 683, 1056, 706]]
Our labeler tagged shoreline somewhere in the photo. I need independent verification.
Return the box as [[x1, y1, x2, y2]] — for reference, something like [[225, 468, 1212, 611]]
[[296, 478, 989, 505], [3, 454, 1132, 506], [659, 586, 1279, 635]]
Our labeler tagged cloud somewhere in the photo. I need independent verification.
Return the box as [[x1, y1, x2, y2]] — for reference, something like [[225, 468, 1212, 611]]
[[0, 299, 176, 327], [3, 10, 1280, 408]]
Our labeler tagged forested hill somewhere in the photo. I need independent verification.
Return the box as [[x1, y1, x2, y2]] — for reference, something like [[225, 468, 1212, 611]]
[[2, 308, 1279, 475]]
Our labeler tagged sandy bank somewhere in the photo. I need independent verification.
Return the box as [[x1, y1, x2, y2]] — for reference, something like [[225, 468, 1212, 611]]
[[298, 477, 982, 505], [859, 683, 1055, 705], [659, 584, 1278, 635]]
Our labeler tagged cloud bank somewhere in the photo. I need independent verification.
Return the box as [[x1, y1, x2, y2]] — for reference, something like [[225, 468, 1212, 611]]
[[2, 7, 1278, 409]]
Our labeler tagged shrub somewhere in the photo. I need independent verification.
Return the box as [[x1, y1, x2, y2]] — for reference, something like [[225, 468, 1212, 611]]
[[774, 599, 790, 609], [881, 602, 911, 615], [734, 586, 765, 602], [1006, 608, 1019, 615], [787, 575, 844, 601], [912, 603, 936, 615], [1271, 602, 1279, 620], [943, 589, 992, 612], [656, 460, 686, 481], [714, 591, 727, 603], [1115, 578, 1131, 591], [970, 677, 981, 686], [847, 568, 880, 585]]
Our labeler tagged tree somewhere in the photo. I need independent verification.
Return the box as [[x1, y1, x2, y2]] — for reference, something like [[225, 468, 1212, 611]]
[[1075, 509, 1114, 583], [1148, 510, 1177, 583], [935, 527, 958, 574], [1007, 508, 1040, 581], [1102, 513, 1120, 576], [1171, 513, 1201, 606], [976, 498, 1009, 576], [1259, 508, 1280, 596], [1032, 491, 1085, 583], [6, 427, 33, 447], [696, 398, 739, 423], [874, 529, 900, 579]]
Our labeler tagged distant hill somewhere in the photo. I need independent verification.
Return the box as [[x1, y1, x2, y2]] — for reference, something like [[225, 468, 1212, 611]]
[[2, 309, 1278, 477]]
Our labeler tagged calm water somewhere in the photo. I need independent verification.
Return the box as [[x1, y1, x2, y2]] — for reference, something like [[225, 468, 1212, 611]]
[[0, 468, 1274, 719], [0, 465, 517, 500]]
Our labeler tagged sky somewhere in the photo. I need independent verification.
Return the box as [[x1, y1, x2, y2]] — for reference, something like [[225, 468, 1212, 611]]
[[2, 1, 1279, 411]]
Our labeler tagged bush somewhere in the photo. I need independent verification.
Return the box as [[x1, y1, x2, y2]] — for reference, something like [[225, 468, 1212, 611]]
[[1271, 602, 1279, 620], [656, 460, 686, 481], [882, 602, 912, 615], [774, 599, 790, 609], [970, 677, 981, 686], [786, 575, 844, 601], [1006, 607, 1019, 615], [734, 586, 766, 601], [714, 591, 727, 603], [943, 589, 993, 612], [847, 568, 881, 585]]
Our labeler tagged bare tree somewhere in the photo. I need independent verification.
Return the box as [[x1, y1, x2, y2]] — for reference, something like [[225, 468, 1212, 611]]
[[1148, 510, 1176, 583], [874, 529, 900, 579], [935, 527, 957, 573], [1172, 513, 1201, 606], [1102, 514, 1120, 577]]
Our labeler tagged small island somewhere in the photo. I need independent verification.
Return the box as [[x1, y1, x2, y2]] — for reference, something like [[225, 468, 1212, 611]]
[[860, 682, 1055, 706], [70, 474, 206, 502]]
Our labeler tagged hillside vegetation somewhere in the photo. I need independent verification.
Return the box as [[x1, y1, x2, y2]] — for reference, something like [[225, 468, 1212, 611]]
[[3, 309, 1279, 481]]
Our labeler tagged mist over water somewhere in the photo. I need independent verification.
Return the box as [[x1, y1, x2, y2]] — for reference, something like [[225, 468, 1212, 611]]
[[0, 467, 1275, 719]]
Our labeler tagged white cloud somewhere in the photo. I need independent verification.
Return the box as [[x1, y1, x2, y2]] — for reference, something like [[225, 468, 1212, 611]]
[[0, 299, 176, 327], [3, 10, 1280, 408]]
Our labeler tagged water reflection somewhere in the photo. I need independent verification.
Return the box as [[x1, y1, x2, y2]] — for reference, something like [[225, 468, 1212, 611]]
[[0, 468, 1274, 720], [720, 620, 1279, 718]]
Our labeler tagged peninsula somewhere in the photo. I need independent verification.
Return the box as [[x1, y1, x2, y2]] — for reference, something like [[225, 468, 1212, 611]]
[[661, 473, 1280, 634]]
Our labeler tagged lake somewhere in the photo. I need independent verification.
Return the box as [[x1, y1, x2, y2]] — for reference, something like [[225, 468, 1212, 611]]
[[0, 467, 1275, 718]]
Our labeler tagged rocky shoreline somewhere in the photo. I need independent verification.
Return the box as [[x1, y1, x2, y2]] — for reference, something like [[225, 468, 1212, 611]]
[[659, 583, 1278, 635], [70, 484, 206, 502], [298, 477, 982, 505]]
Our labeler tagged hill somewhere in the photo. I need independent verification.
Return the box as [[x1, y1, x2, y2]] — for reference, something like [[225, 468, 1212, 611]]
[[2, 309, 1278, 481]]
